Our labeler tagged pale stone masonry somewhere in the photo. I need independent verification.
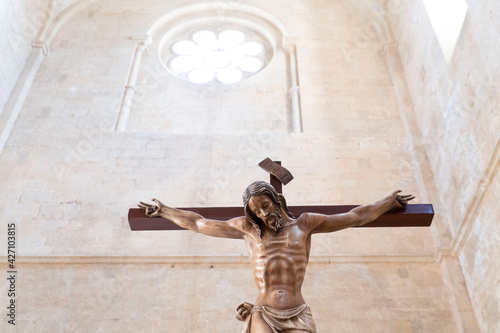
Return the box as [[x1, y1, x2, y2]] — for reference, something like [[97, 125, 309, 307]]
[[0, 0, 498, 332]]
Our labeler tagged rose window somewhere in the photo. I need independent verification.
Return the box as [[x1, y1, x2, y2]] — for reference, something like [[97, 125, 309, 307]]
[[165, 28, 271, 85]]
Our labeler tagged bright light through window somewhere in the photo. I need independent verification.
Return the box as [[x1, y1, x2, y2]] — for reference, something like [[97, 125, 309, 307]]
[[166, 28, 269, 85], [423, 0, 468, 63]]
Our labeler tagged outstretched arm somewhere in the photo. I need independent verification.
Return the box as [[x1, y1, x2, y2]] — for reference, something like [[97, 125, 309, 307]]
[[308, 191, 414, 234], [138, 199, 245, 239]]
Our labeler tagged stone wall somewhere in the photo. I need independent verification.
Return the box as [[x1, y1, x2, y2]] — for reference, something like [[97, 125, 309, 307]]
[[6, 261, 455, 332], [388, 0, 500, 331], [0, 0, 492, 331], [0, 0, 50, 112]]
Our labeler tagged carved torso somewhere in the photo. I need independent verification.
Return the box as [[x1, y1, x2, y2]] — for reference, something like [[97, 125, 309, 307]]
[[243, 216, 312, 309]]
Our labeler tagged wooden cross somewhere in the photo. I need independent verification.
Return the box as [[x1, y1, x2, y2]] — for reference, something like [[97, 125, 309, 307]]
[[128, 158, 434, 231]]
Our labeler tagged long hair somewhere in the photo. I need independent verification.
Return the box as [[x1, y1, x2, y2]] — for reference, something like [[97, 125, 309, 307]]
[[242, 181, 295, 238]]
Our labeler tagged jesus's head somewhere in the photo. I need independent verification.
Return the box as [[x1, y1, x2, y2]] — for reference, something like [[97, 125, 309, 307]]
[[242, 181, 294, 237]]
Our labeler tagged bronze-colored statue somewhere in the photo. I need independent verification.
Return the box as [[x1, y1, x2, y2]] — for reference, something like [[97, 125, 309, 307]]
[[138, 181, 414, 332]]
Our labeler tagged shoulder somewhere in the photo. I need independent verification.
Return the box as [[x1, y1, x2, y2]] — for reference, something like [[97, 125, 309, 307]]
[[297, 212, 322, 223], [236, 216, 265, 239], [231, 216, 255, 234], [229, 216, 248, 228], [296, 212, 319, 232]]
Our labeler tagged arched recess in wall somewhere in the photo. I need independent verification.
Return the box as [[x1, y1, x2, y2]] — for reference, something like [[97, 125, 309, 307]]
[[113, 3, 303, 134], [0, 0, 98, 154]]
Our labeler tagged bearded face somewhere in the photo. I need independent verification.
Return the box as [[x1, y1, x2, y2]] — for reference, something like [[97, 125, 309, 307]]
[[247, 195, 284, 233], [264, 209, 284, 232]]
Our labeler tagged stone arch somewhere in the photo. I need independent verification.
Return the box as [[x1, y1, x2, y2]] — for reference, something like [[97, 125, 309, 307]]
[[0, 0, 100, 154], [114, 3, 304, 133]]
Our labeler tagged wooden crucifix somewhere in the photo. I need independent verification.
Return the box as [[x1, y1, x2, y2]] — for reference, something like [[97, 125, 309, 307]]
[[128, 158, 433, 231], [131, 158, 433, 331]]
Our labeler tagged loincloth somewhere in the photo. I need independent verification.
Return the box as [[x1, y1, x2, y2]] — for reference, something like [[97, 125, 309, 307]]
[[239, 303, 317, 333]]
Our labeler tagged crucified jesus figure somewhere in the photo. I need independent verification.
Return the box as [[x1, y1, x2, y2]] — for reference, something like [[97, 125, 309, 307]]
[[138, 181, 414, 332]]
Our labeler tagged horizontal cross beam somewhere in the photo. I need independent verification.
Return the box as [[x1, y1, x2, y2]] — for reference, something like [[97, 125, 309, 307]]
[[127, 204, 434, 231]]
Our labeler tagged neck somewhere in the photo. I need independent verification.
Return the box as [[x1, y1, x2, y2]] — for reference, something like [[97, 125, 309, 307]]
[[280, 207, 293, 223]]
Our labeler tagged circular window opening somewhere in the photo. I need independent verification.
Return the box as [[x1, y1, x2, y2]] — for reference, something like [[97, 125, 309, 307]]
[[162, 26, 273, 85]]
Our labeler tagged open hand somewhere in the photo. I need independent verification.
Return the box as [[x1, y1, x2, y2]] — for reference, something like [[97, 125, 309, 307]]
[[138, 198, 163, 217], [392, 190, 415, 209]]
